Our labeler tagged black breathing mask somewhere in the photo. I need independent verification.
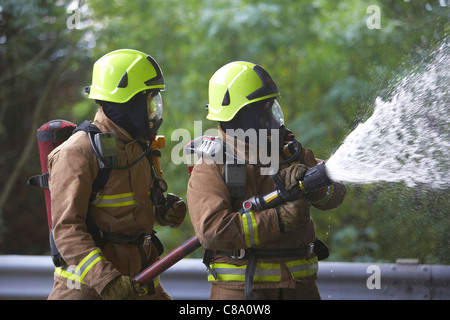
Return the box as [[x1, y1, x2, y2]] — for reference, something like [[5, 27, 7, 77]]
[[101, 90, 163, 140]]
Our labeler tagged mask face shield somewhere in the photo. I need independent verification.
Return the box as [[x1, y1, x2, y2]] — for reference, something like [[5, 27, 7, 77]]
[[147, 91, 163, 135], [260, 99, 285, 131]]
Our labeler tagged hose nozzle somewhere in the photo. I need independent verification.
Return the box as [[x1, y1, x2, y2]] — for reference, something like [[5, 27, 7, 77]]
[[298, 162, 331, 194]]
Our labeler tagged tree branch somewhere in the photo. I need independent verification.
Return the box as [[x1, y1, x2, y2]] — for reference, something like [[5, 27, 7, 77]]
[[0, 46, 75, 217]]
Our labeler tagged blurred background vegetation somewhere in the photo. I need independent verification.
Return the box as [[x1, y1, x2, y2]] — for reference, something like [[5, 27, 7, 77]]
[[0, 0, 448, 264]]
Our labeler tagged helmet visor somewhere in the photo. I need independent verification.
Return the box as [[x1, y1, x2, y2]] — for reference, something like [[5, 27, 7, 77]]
[[147, 91, 163, 123], [260, 99, 285, 130]]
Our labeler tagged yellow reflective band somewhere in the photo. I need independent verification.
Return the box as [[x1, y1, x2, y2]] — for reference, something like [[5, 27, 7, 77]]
[[207, 262, 281, 282], [285, 256, 318, 278], [78, 249, 106, 280], [153, 275, 160, 288], [91, 192, 137, 207], [55, 249, 106, 285], [55, 265, 85, 284], [140, 276, 160, 296], [242, 211, 259, 247]]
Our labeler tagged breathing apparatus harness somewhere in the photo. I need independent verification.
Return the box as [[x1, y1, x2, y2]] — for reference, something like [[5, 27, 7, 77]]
[[80, 121, 167, 274], [29, 120, 166, 276]]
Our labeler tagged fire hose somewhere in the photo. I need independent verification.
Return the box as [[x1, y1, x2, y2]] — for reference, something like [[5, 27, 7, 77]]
[[134, 162, 332, 285]]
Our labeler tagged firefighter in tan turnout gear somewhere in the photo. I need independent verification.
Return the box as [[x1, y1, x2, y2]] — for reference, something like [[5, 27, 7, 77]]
[[47, 49, 186, 300], [187, 61, 346, 300]]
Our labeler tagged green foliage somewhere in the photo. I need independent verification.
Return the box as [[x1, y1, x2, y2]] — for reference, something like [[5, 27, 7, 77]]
[[313, 183, 450, 264], [1, 0, 448, 264], [0, 0, 94, 254]]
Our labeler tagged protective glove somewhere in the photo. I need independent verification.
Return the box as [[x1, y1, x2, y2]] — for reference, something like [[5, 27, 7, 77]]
[[277, 197, 310, 232], [101, 275, 145, 300], [155, 193, 186, 228], [278, 164, 308, 190]]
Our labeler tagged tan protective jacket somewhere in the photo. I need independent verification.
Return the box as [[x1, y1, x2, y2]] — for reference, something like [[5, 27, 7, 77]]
[[48, 108, 160, 299], [187, 127, 346, 291]]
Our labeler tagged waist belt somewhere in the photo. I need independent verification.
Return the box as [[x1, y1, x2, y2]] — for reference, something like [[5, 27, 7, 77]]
[[101, 230, 163, 296], [101, 230, 163, 270], [217, 244, 314, 261], [204, 239, 329, 300]]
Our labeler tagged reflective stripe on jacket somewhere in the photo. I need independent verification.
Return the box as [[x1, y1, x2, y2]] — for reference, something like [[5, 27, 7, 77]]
[[91, 192, 137, 208], [207, 256, 318, 282], [91, 191, 151, 208], [242, 210, 259, 247], [55, 249, 106, 285], [55, 248, 161, 291]]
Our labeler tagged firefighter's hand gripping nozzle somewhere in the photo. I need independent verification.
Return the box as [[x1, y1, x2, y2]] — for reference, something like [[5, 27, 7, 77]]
[[242, 162, 332, 213], [298, 161, 332, 194]]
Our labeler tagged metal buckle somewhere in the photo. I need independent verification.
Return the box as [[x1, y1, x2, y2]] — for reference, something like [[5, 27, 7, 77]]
[[230, 249, 246, 260], [142, 235, 152, 247], [308, 243, 315, 255]]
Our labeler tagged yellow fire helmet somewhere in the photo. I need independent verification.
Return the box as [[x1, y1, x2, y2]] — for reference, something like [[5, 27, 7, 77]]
[[87, 49, 165, 103], [206, 61, 280, 122]]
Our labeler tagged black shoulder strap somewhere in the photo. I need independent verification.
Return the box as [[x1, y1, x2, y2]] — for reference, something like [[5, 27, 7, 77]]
[[73, 120, 100, 135], [75, 121, 111, 250], [75, 121, 112, 194]]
